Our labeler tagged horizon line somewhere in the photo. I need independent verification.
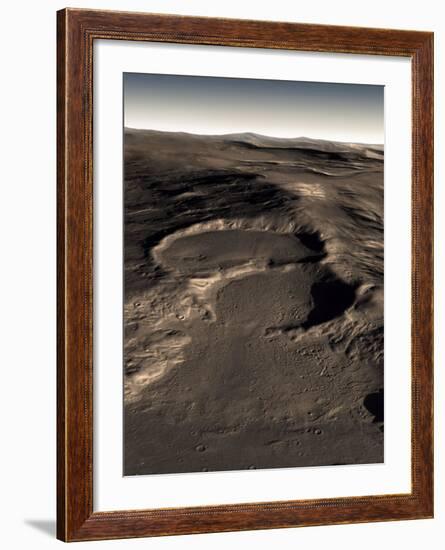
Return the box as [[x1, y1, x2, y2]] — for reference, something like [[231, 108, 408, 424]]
[[124, 127, 384, 148]]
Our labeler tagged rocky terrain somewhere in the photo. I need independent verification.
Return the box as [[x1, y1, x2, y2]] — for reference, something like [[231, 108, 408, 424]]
[[123, 129, 384, 475]]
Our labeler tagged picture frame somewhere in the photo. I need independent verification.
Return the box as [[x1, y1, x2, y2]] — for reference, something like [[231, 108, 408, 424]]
[[57, 8, 434, 542]]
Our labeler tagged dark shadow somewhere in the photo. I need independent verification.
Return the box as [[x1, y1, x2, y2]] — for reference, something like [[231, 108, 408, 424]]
[[24, 519, 56, 537], [297, 230, 325, 253], [364, 389, 384, 423], [302, 278, 356, 329]]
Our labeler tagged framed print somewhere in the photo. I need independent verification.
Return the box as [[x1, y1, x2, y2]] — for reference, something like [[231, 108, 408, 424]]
[[57, 8, 434, 542]]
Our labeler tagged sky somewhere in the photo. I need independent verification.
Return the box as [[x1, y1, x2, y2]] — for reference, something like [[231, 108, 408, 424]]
[[124, 73, 384, 144]]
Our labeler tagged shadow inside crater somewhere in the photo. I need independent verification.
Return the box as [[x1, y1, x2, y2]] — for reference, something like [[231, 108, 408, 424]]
[[364, 389, 384, 423], [296, 230, 325, 253], [302, 278, 356, 329]]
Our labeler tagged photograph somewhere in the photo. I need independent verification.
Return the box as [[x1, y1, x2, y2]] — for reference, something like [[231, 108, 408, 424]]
[[123, 73, 385, 476]]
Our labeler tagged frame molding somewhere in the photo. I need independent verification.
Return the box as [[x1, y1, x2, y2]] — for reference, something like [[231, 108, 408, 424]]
[[57, 8, 433, 541]]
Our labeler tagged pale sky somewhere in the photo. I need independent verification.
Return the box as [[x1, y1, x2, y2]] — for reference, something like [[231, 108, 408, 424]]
[[124, 73, 384, 144]]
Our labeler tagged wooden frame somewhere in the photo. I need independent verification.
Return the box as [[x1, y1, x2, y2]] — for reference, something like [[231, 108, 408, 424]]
[[57, 8, 434, 542]]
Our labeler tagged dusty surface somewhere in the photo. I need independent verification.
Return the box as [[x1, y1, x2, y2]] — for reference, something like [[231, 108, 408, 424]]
[[123, 129, 384, 475]]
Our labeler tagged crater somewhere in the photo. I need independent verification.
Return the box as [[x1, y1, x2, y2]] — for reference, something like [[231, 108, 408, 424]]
[[156, 229, 318, 274], [364, 389, 384, 423]]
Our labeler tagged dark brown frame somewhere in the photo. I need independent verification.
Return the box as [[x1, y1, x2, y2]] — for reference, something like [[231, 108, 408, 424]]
[[57, 8, 434, 542]]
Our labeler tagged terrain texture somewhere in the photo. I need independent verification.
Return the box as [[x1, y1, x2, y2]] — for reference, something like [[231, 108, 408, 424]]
[[123, 129, 384, 475]]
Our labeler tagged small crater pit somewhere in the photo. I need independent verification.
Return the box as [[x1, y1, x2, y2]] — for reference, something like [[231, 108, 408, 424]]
[[364, 389, 384, 423]]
